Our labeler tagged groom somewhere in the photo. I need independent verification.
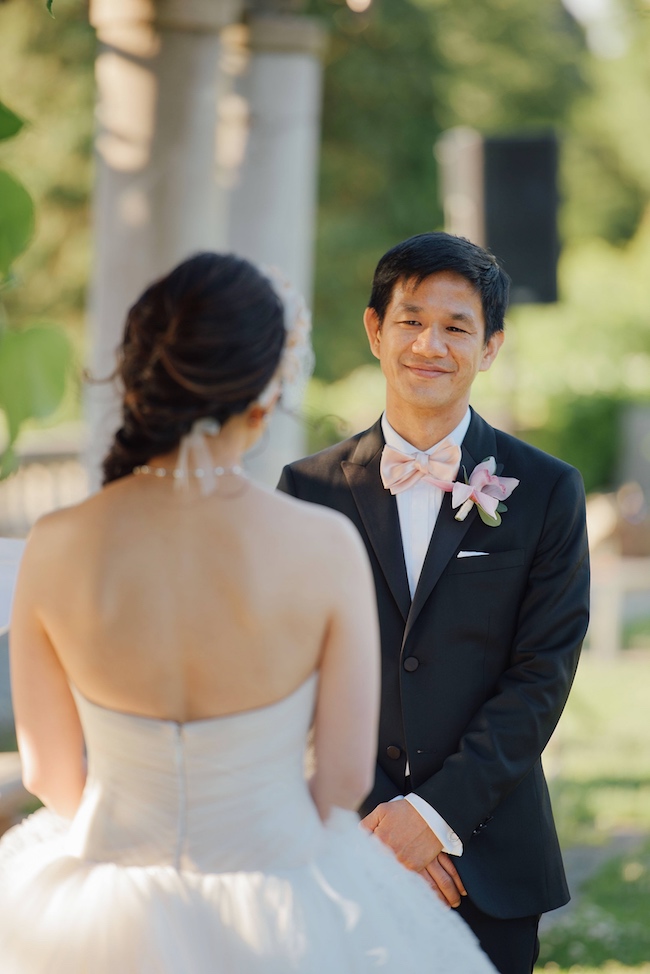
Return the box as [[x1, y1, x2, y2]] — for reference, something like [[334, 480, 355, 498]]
[[278, 232, 589, 974]]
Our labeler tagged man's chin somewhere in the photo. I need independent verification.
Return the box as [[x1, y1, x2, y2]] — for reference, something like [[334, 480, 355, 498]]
[[401, 390, 453, 412]]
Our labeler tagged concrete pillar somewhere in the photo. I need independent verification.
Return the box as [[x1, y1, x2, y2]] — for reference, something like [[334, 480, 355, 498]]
[[435, 127, 485, 246], [225, 15, 327, 485], [86, 0, 243, 488]]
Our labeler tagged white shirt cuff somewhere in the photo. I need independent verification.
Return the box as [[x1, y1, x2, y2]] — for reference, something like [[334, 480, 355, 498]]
[[390, 794, 463, 856]]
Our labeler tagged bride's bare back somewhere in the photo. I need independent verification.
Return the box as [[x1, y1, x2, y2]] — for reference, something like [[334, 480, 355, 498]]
[[17, 473, 371, 720], [11, 468, 379, 821]]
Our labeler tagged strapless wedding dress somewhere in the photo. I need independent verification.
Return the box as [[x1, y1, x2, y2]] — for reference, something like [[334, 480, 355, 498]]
[[0, 672, 494, 973]]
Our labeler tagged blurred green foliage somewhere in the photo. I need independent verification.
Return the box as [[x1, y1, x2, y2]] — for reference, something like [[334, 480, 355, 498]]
[[0, 0, 91, 474], [0, 96, 73, 476], [0, 15, 78, 475], [304, 0, 650, 492], [521, 396, 622, 494], [1, 0, 649, 492], [307, 0, 587, 380], [0, 0, 94, 333], [305, 0, 440, 380], [0, 172, 34, 280]]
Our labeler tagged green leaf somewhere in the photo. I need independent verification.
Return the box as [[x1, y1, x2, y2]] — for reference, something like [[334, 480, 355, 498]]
[[0, 444, 17, 480], [477, 506, 501, 528], [46, 0, 55, 16], [0, 170, 35, 278], [496, 502, 508, 513], [0, 326, 72, 446], [0, 103, 25, 142]]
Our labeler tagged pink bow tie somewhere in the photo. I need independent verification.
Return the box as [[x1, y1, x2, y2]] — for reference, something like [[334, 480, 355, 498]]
[[380, 440, 461, 495]]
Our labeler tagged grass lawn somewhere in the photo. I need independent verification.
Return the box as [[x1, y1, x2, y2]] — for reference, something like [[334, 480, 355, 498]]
[[537, 653, 650, 971], [538, 839, 650, 968]]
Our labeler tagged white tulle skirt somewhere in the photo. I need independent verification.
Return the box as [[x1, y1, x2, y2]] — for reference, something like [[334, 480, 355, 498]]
[[0, 808, 494, 974]]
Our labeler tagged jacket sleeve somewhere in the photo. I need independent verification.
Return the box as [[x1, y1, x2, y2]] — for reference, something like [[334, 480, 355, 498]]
[[415, 466, 590, 846]]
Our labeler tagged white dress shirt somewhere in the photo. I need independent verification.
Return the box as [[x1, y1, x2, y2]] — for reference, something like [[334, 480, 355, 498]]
[[381, 409, 471, 857]]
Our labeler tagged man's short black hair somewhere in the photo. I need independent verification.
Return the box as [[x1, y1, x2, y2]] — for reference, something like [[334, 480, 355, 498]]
[[368, 232, 510, 342]]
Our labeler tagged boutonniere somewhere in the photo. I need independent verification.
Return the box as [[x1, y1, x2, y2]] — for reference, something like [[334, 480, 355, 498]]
[[451, 457, 519, 527]]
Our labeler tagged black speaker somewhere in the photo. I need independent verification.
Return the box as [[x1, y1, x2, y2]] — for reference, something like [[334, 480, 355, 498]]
[[436, 129, 559, 304], [483, 134, 559, 304]]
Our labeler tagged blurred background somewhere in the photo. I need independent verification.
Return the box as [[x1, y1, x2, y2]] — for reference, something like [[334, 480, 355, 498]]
[[0, 0, 649, 969]]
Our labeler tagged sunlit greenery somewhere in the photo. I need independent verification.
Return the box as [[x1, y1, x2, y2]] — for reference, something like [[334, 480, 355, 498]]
[[0, 0, 90, 471], [304, 0, 650, 492], [1, 0, 649, 490], [0, 87, 73, 475], [537, 656, 650, 970], [0, 0, 93, 333], [538, 842, 650, 969]]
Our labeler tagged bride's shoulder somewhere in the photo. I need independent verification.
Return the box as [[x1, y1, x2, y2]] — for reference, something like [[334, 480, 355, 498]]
[[27, 496, 90, 541], [15, 495, 101, 594], [23, 484, 119, 558], [269, 488, 367, 562], [272, 485, 353, 529]]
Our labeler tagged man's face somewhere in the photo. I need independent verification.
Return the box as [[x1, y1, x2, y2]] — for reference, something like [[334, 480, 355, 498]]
[[363, 270, 503, 425]]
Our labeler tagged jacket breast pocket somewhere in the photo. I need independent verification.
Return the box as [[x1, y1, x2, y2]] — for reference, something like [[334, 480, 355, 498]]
[[444, 548, 525, 575]]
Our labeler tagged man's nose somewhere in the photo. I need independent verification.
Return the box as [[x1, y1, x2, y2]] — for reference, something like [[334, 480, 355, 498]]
[[412, 326, 446, 356]]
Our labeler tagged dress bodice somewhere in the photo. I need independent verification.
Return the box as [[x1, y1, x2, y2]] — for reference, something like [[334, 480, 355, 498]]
[[68, 673, 324, 872]]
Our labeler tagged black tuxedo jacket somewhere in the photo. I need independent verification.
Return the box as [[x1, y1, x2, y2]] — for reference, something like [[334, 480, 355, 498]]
[[278, 409, 590, 919]]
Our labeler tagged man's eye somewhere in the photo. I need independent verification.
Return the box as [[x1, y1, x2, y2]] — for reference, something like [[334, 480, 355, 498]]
[[447, 325, 467, 333], [400, 320, 421, 327]]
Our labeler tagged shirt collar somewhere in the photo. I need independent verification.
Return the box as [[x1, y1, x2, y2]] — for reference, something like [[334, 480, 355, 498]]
[[381, 407, 471, 455]]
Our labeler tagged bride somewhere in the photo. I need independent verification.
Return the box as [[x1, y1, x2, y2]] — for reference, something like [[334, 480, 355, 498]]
[[0, 253, 494, 972]]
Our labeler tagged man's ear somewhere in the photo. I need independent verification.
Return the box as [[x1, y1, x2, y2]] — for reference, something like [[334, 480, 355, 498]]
[[363, 307, 382, 361], [479, 329, 504, 373]]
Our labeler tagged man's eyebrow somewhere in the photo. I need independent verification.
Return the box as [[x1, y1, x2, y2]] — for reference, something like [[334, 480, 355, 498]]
[[395, 302, 424, 314]]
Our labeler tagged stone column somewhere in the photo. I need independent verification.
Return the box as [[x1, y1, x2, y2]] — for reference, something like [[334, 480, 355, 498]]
[[225, 15, 327, 485], [86, 0, 243, 488], [435, 127, 485, 246]]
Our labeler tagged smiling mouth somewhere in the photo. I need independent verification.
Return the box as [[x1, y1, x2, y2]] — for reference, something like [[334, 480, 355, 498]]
[[405, 365, 453, 377]]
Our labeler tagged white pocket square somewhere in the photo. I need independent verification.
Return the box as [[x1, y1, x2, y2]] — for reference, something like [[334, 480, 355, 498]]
[[457, 550, 489, 558]]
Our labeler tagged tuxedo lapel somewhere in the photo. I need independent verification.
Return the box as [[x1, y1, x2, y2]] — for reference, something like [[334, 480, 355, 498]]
[[342, 422, 411, 621], [404, 411, 498, 639]]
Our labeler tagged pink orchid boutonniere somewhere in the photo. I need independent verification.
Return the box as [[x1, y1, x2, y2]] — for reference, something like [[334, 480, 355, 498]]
[[452, 457, 519, 527]]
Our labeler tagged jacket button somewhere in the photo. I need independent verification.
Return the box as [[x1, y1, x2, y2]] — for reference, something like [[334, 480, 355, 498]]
[[403, 656, 419, 672], [386, 745, 402, 760]]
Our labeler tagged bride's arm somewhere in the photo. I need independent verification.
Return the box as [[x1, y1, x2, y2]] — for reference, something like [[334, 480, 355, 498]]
[[309, 516, 380, 822], [9, 520, 86, 819]]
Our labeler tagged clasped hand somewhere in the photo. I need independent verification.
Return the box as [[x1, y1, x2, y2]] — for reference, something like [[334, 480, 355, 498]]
[[361, 800, 466, 908]]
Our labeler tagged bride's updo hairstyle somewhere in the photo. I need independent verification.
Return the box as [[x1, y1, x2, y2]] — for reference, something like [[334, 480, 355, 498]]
[[102, 253, 286, 485]]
